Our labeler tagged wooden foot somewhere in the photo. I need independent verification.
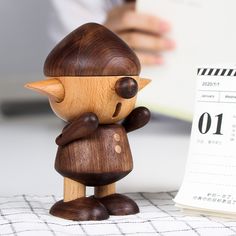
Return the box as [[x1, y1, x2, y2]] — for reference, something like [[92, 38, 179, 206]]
[[50, 197, 109, 221], [95, 183, 116, 198], [64, 177, 85, 202], [96, 193, 139, 216]]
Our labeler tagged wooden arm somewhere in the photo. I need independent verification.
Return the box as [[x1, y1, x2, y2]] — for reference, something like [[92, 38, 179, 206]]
[[122, 106, 151, 133], [56, 112, 99, 146]]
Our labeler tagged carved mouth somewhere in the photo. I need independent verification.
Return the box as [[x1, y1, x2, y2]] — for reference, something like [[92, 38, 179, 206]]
[[112, 102, 122, 118]]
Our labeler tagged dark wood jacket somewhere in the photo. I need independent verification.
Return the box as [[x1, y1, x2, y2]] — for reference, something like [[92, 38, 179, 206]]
[[54, 107, 150, 186]]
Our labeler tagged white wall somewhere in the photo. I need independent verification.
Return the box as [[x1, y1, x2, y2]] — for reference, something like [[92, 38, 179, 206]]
[[0, 0, 60, 100], [0, 0, 56, 75]]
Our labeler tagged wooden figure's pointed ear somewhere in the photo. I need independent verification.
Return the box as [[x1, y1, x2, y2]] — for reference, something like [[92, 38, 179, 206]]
[[139, 78, 151, 91], [24, 78, 65, 102]]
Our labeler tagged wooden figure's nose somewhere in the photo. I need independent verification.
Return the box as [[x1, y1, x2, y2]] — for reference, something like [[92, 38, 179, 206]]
[[115, 77, 138, 99]]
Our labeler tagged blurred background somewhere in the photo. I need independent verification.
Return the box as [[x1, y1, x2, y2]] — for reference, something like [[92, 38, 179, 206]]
[[0, 0, 192, 196], [0, 1, 54, 105]]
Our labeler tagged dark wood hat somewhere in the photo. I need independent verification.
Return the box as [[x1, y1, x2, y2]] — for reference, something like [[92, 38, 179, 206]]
[[44, 23, 141, 77]]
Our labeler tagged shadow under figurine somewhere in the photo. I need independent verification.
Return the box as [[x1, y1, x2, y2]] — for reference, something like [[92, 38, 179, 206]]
[[25, 23, 151, 221]]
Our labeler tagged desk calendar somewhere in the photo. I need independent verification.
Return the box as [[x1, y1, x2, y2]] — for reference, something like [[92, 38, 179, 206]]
[[174, 66, 236, 218]]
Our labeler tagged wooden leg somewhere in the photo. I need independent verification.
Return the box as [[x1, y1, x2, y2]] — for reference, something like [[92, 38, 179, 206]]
[[50, 178, 109, 220], [64, 177, 85, 202], [95, 183, 116, 198]]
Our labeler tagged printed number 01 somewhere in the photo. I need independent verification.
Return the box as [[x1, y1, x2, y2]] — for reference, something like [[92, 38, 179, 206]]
[[198, 113, 223, 135]]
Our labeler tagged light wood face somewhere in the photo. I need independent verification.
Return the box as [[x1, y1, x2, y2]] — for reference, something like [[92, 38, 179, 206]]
[[48, 76, 142, 123]]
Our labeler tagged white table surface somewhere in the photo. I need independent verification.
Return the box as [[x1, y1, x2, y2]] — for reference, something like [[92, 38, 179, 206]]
[[0, 114, 191, 195]]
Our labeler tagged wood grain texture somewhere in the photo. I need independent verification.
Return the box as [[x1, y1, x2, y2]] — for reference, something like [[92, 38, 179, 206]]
[[24, 77, 150, 118], [44, 23, 140, 77], [95, 183, 116, 198], [96, 193, 139, 215], [64, 178, 85, 202], [115, 77, 138, 99], [24, 78, 64, 102], [122, 106, 151, 133], [50, 197, 109, 221], [56, 112, 99, 146], [55, 124, 133, 186], [48, 76, 139, 123], [24, 22, 152, 221]]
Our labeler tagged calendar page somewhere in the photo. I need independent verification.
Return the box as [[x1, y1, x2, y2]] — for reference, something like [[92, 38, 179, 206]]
[[174, 66, 236, 216]]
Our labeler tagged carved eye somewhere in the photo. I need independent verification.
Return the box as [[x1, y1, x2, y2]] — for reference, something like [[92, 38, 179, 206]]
[[115, 77, 138, 99]]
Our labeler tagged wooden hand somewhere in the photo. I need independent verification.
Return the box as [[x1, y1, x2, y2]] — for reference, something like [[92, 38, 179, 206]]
[[56, 112, 99, 146], [122, 106, 151, 133]]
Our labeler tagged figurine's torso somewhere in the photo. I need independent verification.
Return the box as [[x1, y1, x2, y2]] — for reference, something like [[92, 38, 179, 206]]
[[55, 124, 133, 186]]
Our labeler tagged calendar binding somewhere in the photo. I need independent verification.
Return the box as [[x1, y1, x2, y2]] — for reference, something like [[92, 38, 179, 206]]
[[198, 68, 236, 76]]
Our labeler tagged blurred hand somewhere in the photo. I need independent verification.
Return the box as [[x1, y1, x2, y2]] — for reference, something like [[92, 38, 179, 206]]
[[104, 3, 175, 65]]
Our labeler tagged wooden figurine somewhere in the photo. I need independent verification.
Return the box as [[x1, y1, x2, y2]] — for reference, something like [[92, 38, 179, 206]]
[[25, 23, 151, 221]]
